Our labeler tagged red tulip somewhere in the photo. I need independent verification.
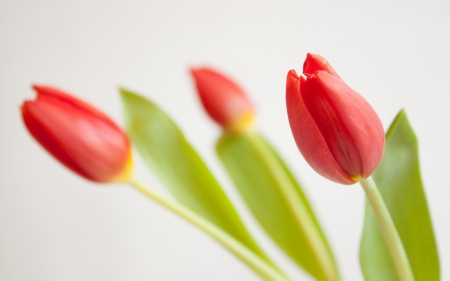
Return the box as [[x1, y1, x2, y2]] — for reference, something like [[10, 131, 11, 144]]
[[286, 54, 385, 184], [190, 67, 255, 134], [22, 85, 133, 183]]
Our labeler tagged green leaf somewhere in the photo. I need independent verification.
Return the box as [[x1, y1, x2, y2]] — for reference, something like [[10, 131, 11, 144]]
[[217, 132, 340, 281], [360, 110, 440, 281], [120, 89, 276, 267]]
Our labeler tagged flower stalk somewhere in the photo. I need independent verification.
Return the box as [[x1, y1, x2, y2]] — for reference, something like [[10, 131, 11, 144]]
[[128, 176, 289, 281], [360, 176, 415, 281]]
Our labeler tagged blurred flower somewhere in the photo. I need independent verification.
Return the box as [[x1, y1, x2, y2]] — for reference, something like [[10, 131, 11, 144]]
[[22, 85, 133, 183], [286, 53, 385, 184], [190, 67, 255, 134]]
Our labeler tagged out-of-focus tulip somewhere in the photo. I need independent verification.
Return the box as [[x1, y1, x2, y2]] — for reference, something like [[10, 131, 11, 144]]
[[190, 67, 255, 134], [286, 53, 385, 184], [22, 85, 133, 183]]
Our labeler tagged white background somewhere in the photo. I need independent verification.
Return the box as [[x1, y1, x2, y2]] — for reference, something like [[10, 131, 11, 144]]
[[0, 0, 448, 280]]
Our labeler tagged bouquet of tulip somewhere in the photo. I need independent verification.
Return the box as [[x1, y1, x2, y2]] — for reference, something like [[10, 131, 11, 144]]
[[21, 54, 439, 281]]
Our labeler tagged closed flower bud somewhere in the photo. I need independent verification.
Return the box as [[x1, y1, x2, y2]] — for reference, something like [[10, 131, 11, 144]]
[[22, 85, 133, 183], [286, 54, 385, 184], [190, 67, 255, 134]]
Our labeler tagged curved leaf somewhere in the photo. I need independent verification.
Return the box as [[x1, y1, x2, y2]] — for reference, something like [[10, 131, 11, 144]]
[[360, 110, 440, 281], [217, 132, 340, 281], [120, 89, 275, 267]]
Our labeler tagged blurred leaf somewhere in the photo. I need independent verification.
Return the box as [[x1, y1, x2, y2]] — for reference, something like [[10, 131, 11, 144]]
[[120, 89, 275, 266], [217, 132, 339, 281], [360, 110, 440, 281]]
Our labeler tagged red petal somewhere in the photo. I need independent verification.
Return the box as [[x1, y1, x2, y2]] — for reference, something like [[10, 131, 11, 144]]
[[304, 72, 385, 178], [303, 53, 339, 77], [22, 86, 131, 182], [190, 68, 254, 130], [286, 70, 354, 184]]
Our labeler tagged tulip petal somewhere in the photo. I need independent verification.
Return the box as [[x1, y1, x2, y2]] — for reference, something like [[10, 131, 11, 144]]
[[33, 85, 118, 127], [22, 86, 131, 182], [303, 71, 363, 178], [190, 68, 255, 133], [286, 70, 354, 184], [303, 53, 339, 77], [305, 72, 384, 179]]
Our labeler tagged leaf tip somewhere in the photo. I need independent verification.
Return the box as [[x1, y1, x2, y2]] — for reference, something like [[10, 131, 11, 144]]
[[118, 87, 133, 98], [386, 108, 410, 139]]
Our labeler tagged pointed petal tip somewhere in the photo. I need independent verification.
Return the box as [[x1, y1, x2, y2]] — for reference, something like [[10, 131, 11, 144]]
[[286, 70, 301, 95], [20, 100, 32, 113], [189, 67, 216, 82], [190, 66, 210, 76], [303, 53, 314, 75], [23, 85, 46, 105], [32, 84, 48, 93], [304, 52, 315, 67], [189, 67, 199, 77], [287, 69, 299, 79], [303, 53, 338, 77], [32, 84, 43, 97], [31, 84, 59, 99], [303, 53, 322, 75]]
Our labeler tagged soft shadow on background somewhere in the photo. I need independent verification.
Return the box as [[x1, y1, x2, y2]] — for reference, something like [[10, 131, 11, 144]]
[[0, 0, 449, 280]]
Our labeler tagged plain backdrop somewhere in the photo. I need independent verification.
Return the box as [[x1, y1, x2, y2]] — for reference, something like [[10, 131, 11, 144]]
[[1, 0, 449, 280]]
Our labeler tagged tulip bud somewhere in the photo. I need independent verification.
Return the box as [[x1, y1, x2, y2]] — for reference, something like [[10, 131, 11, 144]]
[[22, 85, 133, 183], [286, 54, 385, 184], [190, 67, 255, 134]]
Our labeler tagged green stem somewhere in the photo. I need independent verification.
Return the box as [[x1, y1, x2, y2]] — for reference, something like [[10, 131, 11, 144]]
[[128, 176, 289, 281], [247, 133, 338, 281], [360, 177, 415, 281]]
